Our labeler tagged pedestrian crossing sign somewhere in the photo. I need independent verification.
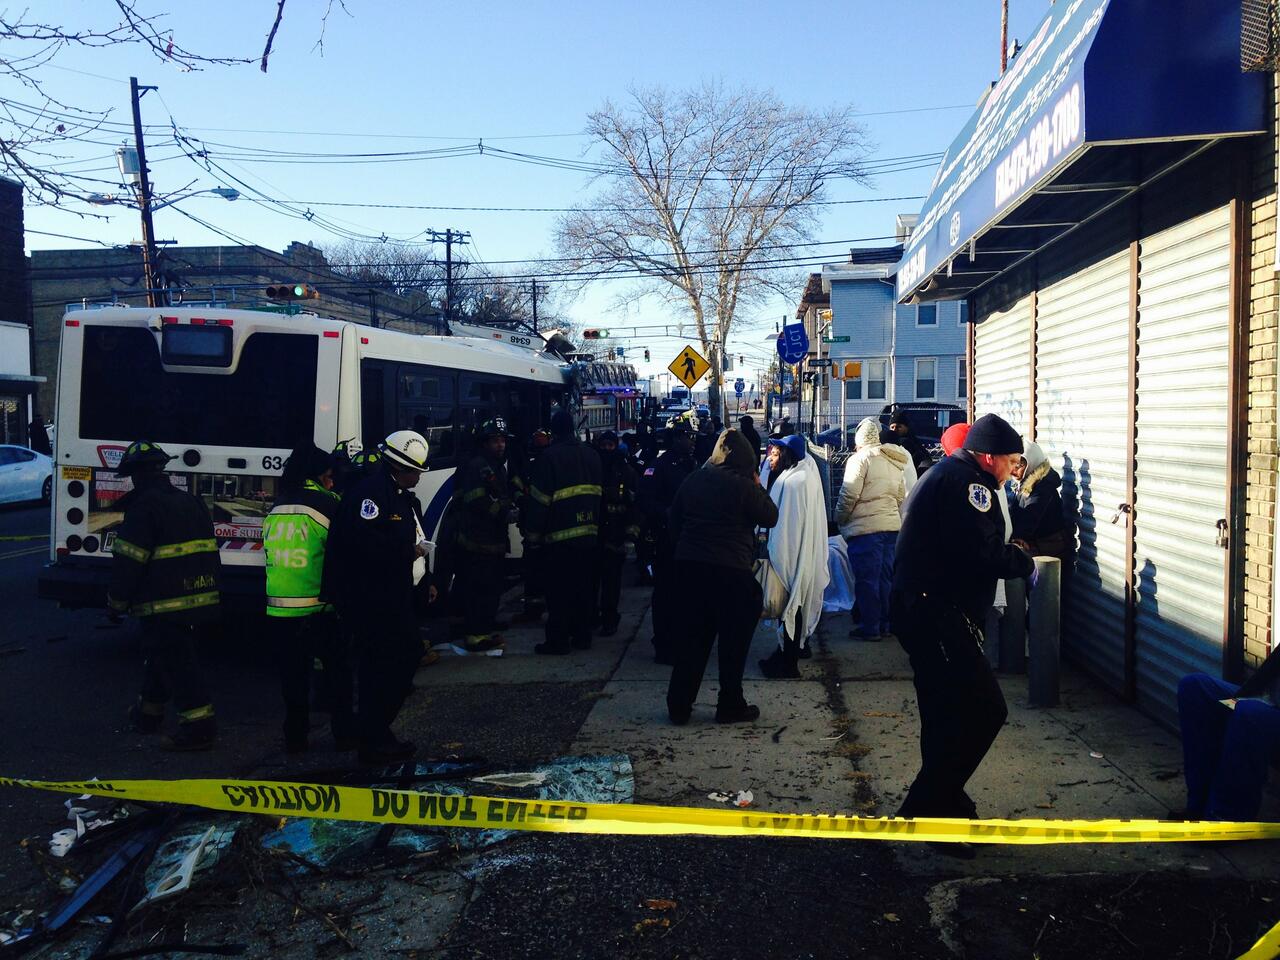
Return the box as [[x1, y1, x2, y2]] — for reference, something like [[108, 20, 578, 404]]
[[668, 345, 710, 388]]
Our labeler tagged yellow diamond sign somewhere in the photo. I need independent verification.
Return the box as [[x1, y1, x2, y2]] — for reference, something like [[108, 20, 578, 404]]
[[668, 345, 710, 388]]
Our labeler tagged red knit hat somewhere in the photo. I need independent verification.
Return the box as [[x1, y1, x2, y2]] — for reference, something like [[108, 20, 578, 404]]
[[940, 422, 971, 456]]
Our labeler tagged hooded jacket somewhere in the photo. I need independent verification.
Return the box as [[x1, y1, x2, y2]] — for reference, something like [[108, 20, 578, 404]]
[[670, 429, 778, 571], [836, 418, 910, 538], [1009, 440, 1071, 558]]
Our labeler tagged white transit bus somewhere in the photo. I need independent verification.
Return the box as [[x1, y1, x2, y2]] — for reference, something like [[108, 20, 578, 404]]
[[37, 305, 593, 608]]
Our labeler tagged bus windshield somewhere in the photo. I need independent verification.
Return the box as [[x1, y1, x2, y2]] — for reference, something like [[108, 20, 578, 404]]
[[79, 325, 318, 448]]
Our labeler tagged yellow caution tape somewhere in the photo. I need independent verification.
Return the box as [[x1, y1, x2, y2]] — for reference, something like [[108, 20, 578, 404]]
[[0, 534, 48, 542], [1239, 919, 1280, 960], [4, 776, 1280, 845]]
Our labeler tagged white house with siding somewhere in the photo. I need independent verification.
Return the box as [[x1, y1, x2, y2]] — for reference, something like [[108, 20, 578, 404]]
[[817, 244, 967, 432]]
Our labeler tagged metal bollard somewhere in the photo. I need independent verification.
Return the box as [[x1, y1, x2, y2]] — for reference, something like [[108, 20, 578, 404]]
[[998, 577, 1027, 673], [1028, 556, 1061, 707]]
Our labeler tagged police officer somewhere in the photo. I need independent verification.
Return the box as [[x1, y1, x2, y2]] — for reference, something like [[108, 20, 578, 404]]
[[264, 444, 352, 753], [595, 430, 639, 636], [451, 418, 516, 653], [323, 430, 430, 764], [890, 413, 1034, 852], [524, 410, 602, 655], [108, 441, 221, 750], [640, 422, 698, 664]]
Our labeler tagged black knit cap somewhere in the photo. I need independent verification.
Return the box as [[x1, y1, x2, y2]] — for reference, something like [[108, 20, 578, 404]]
[[961, 413, 1023, 455]]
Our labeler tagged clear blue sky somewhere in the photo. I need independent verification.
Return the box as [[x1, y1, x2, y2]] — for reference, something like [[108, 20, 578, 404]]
[[21, 0, 1046, 381]]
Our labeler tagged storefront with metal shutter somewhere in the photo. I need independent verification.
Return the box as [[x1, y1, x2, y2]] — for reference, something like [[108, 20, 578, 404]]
[[893, 0, 1264, 727], [1132, 205, 1233, 724], [972, 295, 1032, 437], [1034, 219, 1133, 698]]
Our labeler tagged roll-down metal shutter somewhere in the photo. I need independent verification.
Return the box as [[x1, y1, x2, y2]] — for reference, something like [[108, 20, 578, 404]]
[[1035, 246, 1133, 695], [1133, 205, 1231, 726], [973, 295, 1033, 437]]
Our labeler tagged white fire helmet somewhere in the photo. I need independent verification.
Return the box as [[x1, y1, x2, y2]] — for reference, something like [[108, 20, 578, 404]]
[[380, 430, 430, 472]]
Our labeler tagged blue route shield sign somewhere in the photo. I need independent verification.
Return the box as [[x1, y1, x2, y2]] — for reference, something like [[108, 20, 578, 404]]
[[777, 323, 808, 364], [734, 378, 744, 395]]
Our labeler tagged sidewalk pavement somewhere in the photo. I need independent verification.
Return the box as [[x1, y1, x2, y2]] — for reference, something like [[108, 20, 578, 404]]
[[414, 577, 1276, 879]]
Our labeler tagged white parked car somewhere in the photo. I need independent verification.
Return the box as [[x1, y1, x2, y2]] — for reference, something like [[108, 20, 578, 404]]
[[0, 445, 53, 505]]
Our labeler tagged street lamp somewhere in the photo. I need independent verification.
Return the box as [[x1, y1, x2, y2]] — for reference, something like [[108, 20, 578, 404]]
[[89, 165, 239, 306], [87, 185, 240, 210]]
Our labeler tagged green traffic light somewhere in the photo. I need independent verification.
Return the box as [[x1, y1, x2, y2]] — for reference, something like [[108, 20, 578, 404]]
[[293, 285, 306, 297]]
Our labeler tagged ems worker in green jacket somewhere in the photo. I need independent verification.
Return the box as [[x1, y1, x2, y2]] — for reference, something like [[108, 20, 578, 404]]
[[108, 441, 221, 751], [263, 444, 353, 753], [525, 410, 603, 655], [451, 418, 516, 653]]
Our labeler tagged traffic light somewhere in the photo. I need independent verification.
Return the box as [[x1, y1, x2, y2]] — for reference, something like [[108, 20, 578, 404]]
[[581, 328, 610, 340], [266, 283, 319, 301], [644, 348, 651, 362]]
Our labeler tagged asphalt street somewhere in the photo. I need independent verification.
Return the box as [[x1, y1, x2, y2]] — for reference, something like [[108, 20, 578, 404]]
[[0, 503, 283, 899], [2, 505, 1279, 958]]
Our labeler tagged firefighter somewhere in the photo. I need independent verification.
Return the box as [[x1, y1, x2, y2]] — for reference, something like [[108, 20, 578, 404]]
[[263, 444, 353, 753], [451, 418, 516, 653], [108, 441, 221, 751], [323, 430, 431, 764], [595, 430, 639, 636], [640, 422, 698, 664], [513, 429, 553, 621], [525, 410, 602, 654]]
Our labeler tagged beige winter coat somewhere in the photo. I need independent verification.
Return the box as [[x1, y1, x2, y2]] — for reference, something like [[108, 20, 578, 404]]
[[836, 418, 909, 538]]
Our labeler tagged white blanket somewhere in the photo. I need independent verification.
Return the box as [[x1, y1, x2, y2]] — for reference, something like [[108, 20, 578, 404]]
[[766, 457, 831, 646]]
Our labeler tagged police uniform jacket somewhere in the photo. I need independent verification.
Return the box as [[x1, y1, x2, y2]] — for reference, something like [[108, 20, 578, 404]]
[[893, 450, 1034, 622], [323, 464, 423, 624], [638, 448, 696, 524], [454, 452, 514, 557], [524, 437, 602, 548], [108, 477, 222, 625], [599, 449, 639, 552]]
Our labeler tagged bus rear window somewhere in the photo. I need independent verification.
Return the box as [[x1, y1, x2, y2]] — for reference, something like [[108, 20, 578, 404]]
[[79, 326, 318, 448]]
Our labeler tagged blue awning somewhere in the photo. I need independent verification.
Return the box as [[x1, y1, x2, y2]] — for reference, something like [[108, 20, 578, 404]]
[[895, 0, 1266, 304]]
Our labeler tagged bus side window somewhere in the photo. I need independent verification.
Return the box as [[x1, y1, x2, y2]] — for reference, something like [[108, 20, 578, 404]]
[[360, 361, 387, 449], [398, 364, 457, 466]]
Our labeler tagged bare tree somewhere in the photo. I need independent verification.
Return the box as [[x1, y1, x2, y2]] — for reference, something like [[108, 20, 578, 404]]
[[322, 239, 446, 299], [320, 240, 574, 338], [555, 82, 870, 414], [0, 1, 301, 204]]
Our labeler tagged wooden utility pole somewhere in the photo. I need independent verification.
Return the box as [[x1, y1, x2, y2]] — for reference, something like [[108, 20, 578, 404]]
[[424, 228, 470, 324], [1000, 0, 1009, 74], [129, 77, 160, 307], [529, 279, 546, 332]]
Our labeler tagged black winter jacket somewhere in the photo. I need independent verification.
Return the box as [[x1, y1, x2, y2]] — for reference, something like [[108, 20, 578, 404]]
[[1009, 463, 1071, 559], [108, 475, 222, 625], [453, 452, 515, 556], [524, 436, 602, 548], [670, 430, 778, 572], [893, 450, 1034, 622], [323, 465, 422, 625]]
